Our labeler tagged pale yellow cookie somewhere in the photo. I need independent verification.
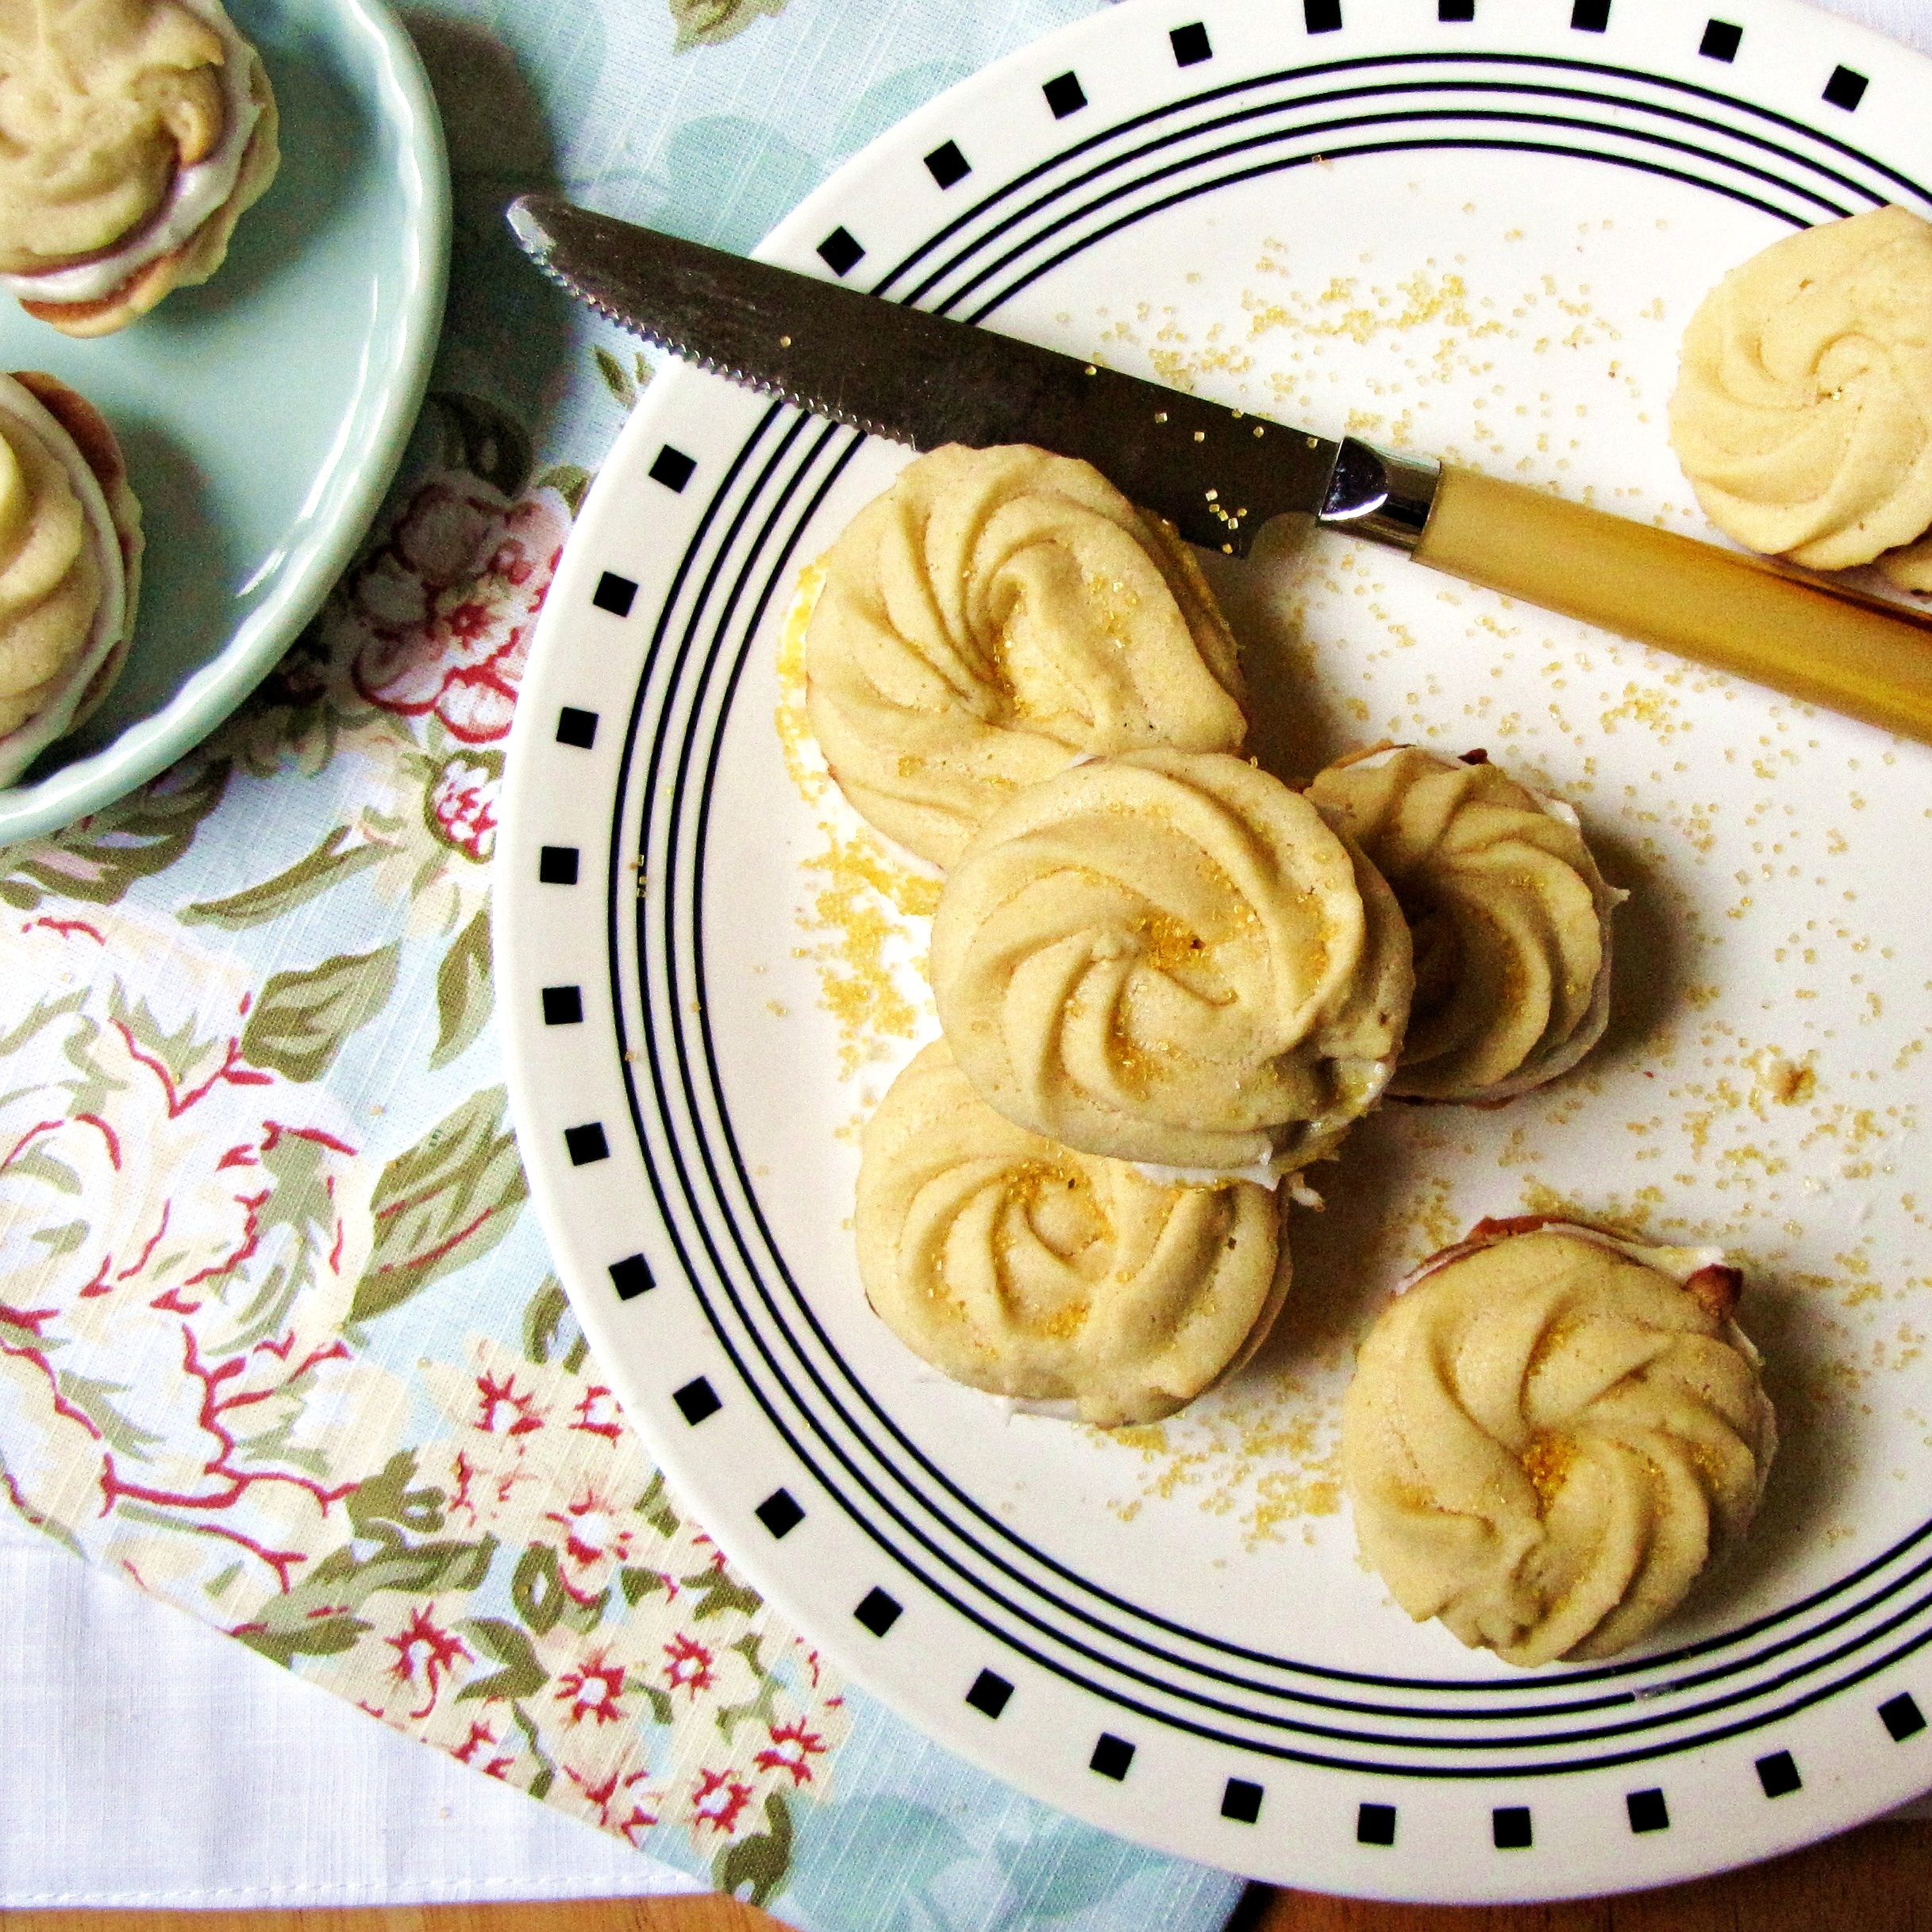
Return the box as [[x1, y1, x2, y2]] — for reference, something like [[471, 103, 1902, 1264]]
[[929, 749, 1414, 1178], [1307, 746, 1618, 1102], [1669, 206, 1932, 579], [856, 1041, 1289, 1426], [1, 0, 279, 335], [0, 372, 143, 783], [1341, 1219, 1776, 1667], [804, 444, 1248, 868]]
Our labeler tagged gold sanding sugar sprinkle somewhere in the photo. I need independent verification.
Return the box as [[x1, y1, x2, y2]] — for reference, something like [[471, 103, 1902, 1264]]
[[1520, 1434, 1576, 1511], [774, 559, 829, 802], [797, 825, 938, 1077]]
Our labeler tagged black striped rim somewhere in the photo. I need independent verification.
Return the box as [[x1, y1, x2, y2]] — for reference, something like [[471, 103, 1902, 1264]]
[[600, 55, 1932, 1776]]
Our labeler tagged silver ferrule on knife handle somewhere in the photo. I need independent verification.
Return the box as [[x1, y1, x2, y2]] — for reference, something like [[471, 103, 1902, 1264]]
[[1316, 438, 1442, 552]]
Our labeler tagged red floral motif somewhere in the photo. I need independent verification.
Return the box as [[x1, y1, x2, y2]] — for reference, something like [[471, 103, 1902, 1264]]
[[555, 1651, 628, 1726], [568, 1765, 659, 1845], [425, 753, 502, 863], [387, 1603, 471, 1720], [689, 1766, 754, 1835], [545, 1483, 635, 1603], [454, 1718, 515, 1780], [569, 1384, 623, 1441], [475, 1369, 545, 1437], [347, 478, 570, 745], [754, 1718, 829, 1788], [661, 1630, 714, 1699]]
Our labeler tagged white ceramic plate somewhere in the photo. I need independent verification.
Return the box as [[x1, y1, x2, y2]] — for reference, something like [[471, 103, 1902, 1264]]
[[0, 0, 447, 848], [498, 0, 1932, 1899]]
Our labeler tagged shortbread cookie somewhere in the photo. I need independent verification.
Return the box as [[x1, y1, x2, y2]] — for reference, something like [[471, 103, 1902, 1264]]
[[929, 749, 1414, 1179], [1669, 206, 1932, 590], [1, 0, 280, 337], [0, 372, 144, 785], [856, 1041, 1289, 1426], [1342, 1217, 1776, 1667], [1307, 746, 1618, 1102], [804, 444, 1249, 868]]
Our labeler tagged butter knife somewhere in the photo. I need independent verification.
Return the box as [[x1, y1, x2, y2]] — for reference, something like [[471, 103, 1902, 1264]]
[[509, 192, 1932, 747]]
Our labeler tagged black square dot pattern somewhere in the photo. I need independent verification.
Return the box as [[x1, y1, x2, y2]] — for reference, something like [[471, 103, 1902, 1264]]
[[924, 140, 970, 188], [967, 1670, 1013, 1718], [1493, 1806, 1533, 1850], [1305, 0, 1341, 31], [564, 1122, 609, 1167], [555, 706, 598, 749], [592, 571, 637, 618], [1221, 1778, 1263, 1824], [818, 226, 864, 275], [755, 1488, 804, 1538], [1699, 17, 1741, 60], [1170, 22, 1212, 65], [1571, 0, 1610, 28], [538, 845, 579, 886], [1757, 1750, 1802, 1798], [1823, 64, 1868, 110], [1626, 1788, 1670, 1834], [1883, 1692, 1927, 1741], [609, 1253, 654, 1300], [855, 1587, 902, 1636], [672, 1376, 722, 1426], [1440, 0, 1475, 16], [1090, 1734, 1135, 1780], [1357, 1803, 1396, 1846], [648, 444, 696, 492], [541, 985, 583, 1026], [1043, 71, 1086, 117]]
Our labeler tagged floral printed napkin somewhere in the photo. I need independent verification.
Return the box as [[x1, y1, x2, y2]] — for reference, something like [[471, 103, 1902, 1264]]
[[0, 1, 1246, 1927]]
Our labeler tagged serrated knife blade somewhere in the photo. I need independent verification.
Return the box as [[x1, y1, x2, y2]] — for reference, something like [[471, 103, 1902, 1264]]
[[506, 193, 1384, 558], [507, 192, 1932, 749]]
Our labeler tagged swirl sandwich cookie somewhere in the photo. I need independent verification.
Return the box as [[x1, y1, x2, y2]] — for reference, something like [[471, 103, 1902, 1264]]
[[1307, 745, 1620, 1103], [803, 442, 1249, 868], [929, 748, 1414, 1182], [0, 0, 279, 337], [1342, 1217, 1776, 1668], [0, 372, 144, 787], [856, 1041, 1289, 1428], [1670, 206, 1932, 594]]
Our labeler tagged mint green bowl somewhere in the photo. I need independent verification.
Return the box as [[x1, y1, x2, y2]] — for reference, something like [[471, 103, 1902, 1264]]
[[0, 0, 449, 849]]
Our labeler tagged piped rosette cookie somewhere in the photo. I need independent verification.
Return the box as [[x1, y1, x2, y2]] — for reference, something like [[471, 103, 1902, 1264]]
[[1306, 745, 1620, 1103], [804, 443, 1249, 868], [1341, 1216, 1777, 1667], [929, 749, 1414, 1183], [0, 0, 279, 337], [0, 371, 144, 785], [856, 1041, 1290, 1427], [1668, 206, 1932, 593]]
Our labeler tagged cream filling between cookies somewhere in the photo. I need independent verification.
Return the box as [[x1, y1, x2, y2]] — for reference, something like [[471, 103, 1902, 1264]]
[[2, 0, 262, 307], [0, 375, 128, 779], [1395, 1221, 1726, 1297]]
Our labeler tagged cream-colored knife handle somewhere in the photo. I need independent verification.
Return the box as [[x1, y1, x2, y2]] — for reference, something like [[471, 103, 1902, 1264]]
[[1411, 464, 1932, 744]]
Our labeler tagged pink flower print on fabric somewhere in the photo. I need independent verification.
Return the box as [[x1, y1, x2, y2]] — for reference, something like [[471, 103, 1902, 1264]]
[[568, 1764, 660, 1845], [0, 911, 398, 1602], [388, 1603, 474, 1720], [425, 751, 502, 863], [756, 1718, 829, 1788], [546, 1483, 636, 1606], [556, 1651, 629, 1726], [689, 1767, 755, 1835], [347, 476, 571, 745]]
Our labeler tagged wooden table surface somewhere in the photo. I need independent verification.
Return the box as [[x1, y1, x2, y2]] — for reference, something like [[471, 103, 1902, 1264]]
[[8, 1817, 1932, 1932]]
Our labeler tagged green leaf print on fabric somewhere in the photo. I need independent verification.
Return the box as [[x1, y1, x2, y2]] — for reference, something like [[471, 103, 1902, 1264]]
[[0, 758, 230, 910], [593, 347, 637, 410], [349, 1087, 528, 1324], [669, 0, 787, 53], [181, 825, 385, 930], [234, 1531, 498, 1667], [241, 944, 402, 1083], [714, 1791, 794, 1907], [425, 392, 533, 500], [533, 462, 591, 517], [459, 1617, 551, 1703], [350, 1450, 448, 1542], [513, 1540, 568, 1634], [431, 905, 494, 1070], [679, 1561, 761, 1622]]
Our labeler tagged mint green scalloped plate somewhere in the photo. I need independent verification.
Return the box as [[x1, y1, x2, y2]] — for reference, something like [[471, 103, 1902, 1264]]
[[0, 0, 448, 848]]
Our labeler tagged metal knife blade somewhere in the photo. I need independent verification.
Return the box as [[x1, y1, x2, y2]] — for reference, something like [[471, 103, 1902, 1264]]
[[508, 194, 1353, 558]]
